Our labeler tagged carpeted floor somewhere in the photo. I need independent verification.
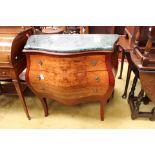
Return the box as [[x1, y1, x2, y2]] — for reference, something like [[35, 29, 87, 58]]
[[0, 62, 155, 128]]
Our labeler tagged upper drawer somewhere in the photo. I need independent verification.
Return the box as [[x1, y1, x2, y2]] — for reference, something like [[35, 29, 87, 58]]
[[29, 54, 107, 72]]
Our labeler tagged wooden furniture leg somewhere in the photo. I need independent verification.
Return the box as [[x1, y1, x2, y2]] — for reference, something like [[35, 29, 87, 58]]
[[128, 86, 155, 121], [38, 97, 48, 117], [118, 49, 125, 79], [128, 74, 138, 120], [128, 74, 138, 99], [122, 64, 132, 98], [12, 78, 31, 120], [100, 100, 106, 121], [150, 108, 155, 121], [0, 82, 3, 94]]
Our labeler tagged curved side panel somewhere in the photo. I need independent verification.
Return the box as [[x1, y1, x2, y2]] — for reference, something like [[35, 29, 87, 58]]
[[25, 54, 41, 98], [105, 54, 115, 100]]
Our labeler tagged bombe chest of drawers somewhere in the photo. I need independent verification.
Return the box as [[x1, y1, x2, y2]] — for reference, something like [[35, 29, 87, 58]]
[[23, 34, 119, 120], [0, 26, 33, 119]]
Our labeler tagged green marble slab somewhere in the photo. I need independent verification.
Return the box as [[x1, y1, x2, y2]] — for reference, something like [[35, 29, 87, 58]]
[[24, 34, 119, 53]]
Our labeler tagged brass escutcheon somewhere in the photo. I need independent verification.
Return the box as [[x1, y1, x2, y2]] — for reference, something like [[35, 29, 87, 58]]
[[37, 60, 43, 66], [36, 75, 41, 80], [95, 76, 100, 81]]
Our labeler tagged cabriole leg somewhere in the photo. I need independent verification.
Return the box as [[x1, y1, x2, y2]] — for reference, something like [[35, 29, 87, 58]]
[[38, 97, 48, 117], [100, 100, 106, 121]]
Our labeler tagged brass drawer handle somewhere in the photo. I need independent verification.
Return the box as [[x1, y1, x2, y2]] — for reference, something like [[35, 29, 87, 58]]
[[37, 60, 43, 66], [90, 60, 97, 66], [37, 74, 44, 80], [95, 76, 100, 81]]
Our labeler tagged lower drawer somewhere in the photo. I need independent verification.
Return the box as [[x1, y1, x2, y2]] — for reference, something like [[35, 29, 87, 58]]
[[28, 70, 111, 100], [28, 70, 110, 88], [0, 68, 11, 78]]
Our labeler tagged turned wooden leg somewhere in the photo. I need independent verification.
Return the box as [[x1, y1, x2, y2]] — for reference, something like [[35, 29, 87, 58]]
[[128, 73, 139, 120], [12, 79, 31, 120], [100, 100, 106, 121], [122, 64, 132, 98], [128, 74, 138, 99], [38, 97, 48, 117], [150, 108, 155, 121], [118, 49, 125, 79]]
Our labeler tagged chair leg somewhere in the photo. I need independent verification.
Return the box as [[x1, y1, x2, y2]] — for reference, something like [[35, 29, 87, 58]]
[[38, 97, 48, 117], [118, 50, 125, 79], [100, 100, 106, 121], [122, 64, 132, 99], [13, 79, 31, 120]]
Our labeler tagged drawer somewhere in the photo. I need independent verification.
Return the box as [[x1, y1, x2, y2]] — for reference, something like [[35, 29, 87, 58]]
[[28, 69, 112, 102], [0, 68, 11, 78], [28, 70, 110, 93], [29, 54, 107, 73]]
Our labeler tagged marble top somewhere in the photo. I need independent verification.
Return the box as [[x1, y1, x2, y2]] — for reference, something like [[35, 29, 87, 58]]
[[24, 34, 119, 53]]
